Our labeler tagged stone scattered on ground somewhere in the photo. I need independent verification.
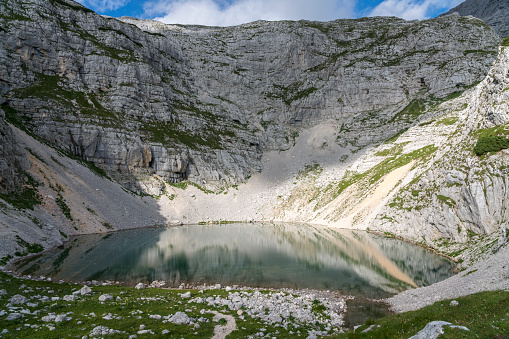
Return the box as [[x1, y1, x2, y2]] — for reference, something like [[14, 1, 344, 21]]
[[135, 283, 145, 290], [8, 294, 27, 305], [409, 321, 469, 339], [98, 294, 113, 302], [76, 286, 92, 296]]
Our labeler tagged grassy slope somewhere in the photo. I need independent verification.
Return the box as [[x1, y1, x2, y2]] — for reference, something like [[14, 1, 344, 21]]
[[0, 272, 336, 338], [0, 271, 508, 338], [334, 290, 509, 338]]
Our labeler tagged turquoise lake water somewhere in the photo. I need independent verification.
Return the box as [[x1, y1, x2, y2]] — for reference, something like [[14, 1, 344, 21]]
[[14, 223, 454, 299]]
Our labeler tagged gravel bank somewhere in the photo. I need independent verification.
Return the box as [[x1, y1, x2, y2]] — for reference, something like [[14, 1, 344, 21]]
[[385, 244, 509, 313]]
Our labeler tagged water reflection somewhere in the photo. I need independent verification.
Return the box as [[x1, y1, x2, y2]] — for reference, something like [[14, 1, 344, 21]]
[[14, 223, 454, 298]]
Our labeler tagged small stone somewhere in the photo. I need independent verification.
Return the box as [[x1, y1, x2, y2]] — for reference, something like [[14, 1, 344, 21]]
[[139, 325, 145, 330], [135, 283, 145, 290], [0, 289, 6, 296], [162, 330, 169, 334], [237, 310, 243, 316], [63, 295, 76, 302], [181, 292, 191, 299], [42, 315, 56, 322], [169, 312, 190, 325], [79, 286, 93, 296], [55, 314, 70, 322], [98, 294, 113, 302], [6, 313, 22, 321], [9, 294, 28, 305], [137, 330, 154, 335], [450, 300, 459, 307]]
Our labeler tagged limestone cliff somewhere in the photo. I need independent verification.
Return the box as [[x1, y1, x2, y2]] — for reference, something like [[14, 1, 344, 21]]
[[442, 0, 509, 37], [0, 104, 29, 193], [0, 0, 500, 189], [266, 45, 509, 264], [0, 0, 508, 267]]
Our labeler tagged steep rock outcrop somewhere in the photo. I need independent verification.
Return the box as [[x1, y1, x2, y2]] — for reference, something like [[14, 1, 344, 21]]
[[442, 0, 509, 37], [0, 0, 500, 188], [372, 46, 509, 244], [261, 45, 509, 261], [0, 104, 30, 193]]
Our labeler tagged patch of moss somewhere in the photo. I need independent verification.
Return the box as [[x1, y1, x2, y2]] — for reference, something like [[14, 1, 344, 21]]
[[0, 172, 42, 210], [102, 222, 113, 230], [0, 255, 13, 266], [437, 194, 456, 208], [265, 83, 317, 106], [385, 128, 409, 143], [98, 27, 143, 47], [15, 235, 43, 256], [375, 144, 404, 157], [13, 73, 118, 120], [49, 0, 94, 13], [436, 117, 459, 126], [473, 136, 509, 156], [389, 99, 427, 123], [56, 193, 73, 221]]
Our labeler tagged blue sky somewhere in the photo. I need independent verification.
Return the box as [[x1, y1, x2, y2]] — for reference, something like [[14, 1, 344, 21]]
[[75, 0, 465, 26]]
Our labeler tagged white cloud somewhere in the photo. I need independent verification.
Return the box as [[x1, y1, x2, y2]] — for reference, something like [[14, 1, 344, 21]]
[[368, 0, 464, 20], [75, 0, 131, 12], [144, 0, 357, 27]]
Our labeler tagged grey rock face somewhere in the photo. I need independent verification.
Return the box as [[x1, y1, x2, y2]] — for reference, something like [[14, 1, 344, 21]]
[[442, 0, 509, 37], [0, 0, 500, 187], [168, 311, 190, 325], [8, 294, 27, 305], [0, 105, 30, 193], [370, 47, 509, 248]]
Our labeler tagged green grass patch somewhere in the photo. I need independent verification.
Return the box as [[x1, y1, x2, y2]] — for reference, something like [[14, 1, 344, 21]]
[[168, 180, 214, 194], [389, 99, 426, 123], [14, 235, 43, 257], [49, 0, 94, 13], [0, 255, 13, 266], [473, 136, 509, 156], [375, 144, 404, 157], [56, 193, 73, 221], [296, 163, 323, 180], [102, 222, 113, 230], [320, 145, 437, 207], [57, 150, 110, 180], [437, 194, 456, 208], [13, 73, 118, 120], [0, 172, 42, 210], [335, 290, 509, 338], [502, 36, 509, 47], [436, 117, 459, 126], [141, 120, 226, 150], [0, 271, 339, 339], [385, 128, 408, 143], [265, 83, 317, 106]]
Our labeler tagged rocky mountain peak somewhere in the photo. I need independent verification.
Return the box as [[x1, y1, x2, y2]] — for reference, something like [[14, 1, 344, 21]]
[[441, 0, 509, 37]]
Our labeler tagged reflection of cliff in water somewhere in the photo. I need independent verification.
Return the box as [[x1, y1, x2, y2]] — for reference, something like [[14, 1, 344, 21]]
[[13, 223, 454, 298]]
